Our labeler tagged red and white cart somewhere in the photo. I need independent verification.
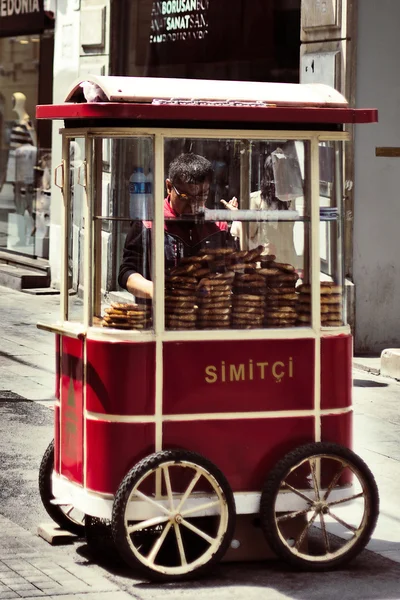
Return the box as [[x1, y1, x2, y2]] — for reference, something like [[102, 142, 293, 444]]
[[36, 76, 379, 581]]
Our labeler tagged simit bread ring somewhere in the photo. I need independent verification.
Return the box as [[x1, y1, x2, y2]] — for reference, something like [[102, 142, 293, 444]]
[[268, 262, 296, 273]]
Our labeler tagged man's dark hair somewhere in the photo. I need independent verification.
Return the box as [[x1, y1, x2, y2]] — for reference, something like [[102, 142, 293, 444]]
[[168, 153, 213, 185]]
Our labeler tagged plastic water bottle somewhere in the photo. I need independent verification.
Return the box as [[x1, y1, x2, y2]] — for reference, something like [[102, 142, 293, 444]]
[[129, 167, 146, 219]]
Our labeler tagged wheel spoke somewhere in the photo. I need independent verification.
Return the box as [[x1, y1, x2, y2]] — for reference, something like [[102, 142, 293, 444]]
[[127, 515, 169, 534], [147, 521, 172, 563], [283, 482, 313, 504], [309, 458, 321, 501], [175, 471, 202, 512], [64, 506, 74, 517], [277, 506, 313, 523], [133, 489, 170, 515], [180, 517, 215, 544], [323, 465, 345, 501], [329, 511, 357, 533], [181, 499, 221, 518], [173, 522, 187, 566], [162, 466, 175, 511], [319, 513, 330, 553], [295, 510, 318, 550], [327, 491, 365, 507]]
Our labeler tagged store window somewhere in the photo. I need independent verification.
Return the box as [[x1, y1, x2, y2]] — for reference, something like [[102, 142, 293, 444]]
[[0, 29, 54, 258], [120, 0, 301, 82]]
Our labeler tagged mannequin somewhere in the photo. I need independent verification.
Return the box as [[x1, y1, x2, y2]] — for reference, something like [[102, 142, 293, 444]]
[[10, 92, 37, 148], [6, 92, 37, 248]]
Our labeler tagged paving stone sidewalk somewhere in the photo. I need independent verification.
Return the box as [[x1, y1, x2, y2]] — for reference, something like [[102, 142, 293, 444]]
[[0, 515, 132, 600]]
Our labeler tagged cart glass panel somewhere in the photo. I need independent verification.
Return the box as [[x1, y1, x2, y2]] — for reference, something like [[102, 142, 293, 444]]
[[318, 140, 345, 328], [163, 137, 309, 331], [66, 138, 86, 323], [90, 136, 155, 330]]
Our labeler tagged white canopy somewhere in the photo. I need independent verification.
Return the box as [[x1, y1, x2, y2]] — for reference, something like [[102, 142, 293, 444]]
[[65, 75, 348, 108]]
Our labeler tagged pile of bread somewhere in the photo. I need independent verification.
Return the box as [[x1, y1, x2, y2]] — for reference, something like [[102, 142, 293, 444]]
[[296, 282, 343, 327], [100, 249, 343, 330], [100, 302, 152, 330]]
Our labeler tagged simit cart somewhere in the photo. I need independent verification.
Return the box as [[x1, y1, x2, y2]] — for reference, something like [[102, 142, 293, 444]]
[[36, 76, 379, 581]]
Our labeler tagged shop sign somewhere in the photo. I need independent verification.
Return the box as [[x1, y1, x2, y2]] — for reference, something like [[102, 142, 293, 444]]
[[0, 0, 45, 37]]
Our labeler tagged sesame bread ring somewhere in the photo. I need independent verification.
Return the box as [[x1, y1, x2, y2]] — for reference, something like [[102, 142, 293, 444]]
[[268, 286, 297, 299], [233, 288, 266, 297], [259, 256, 277, 267], [233, 293, 265, 302], [233, 307, 264, 316], [165, 306, 197, 315], [267, 273, 299, 283], [233, 303, 265, 312], [199, 247, 235, 256], [103, 314, 136, 322], [297, 283, 342, 295], [230, 262, 258, 272], [321, 320, 344, 327], [232, 312, 263, 322], [165, 300, 196, 309], [166, 289, 198, 298], [258, 268, 283, 277], [198, 324, 231, 329], [198, 307, 231, 316], [298, 294, 342, 305], [165, 294, 196, 303], [268, 293, 298, 301], [235, 273, 265, 283], [169, 263, 202, 276], [245, 245, 265, 261], [179, 256, 208, 264], [194, 268, 212, 278], [297, 314, 311, 322], [166, 312, 197, 322], [199, 278, 234, 288], [265, 305, 297, 314], [206, 271, 235, 280], [265, 310, 297, 319], [234, 279, 266, 288], [198, 314, 231, 323], [111, 302, 139, 311], [322, 312, 343, 321], [265, 320, 296, 327], [166, 323, 196, 330], [267, 302, 298, 309], [101, 321, 136, 329], [269, 262, 296, 273], [166, 275, 198, 285], [267, 281, 297, 290]]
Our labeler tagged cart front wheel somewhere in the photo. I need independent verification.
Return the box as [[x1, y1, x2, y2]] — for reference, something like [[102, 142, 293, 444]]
[[260, 442, 379, 570], [112, 449, 235, 581], [38, 440, 85, 536]]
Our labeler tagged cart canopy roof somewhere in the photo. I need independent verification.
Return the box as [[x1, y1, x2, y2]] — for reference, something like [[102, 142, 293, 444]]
[[36, 75, 378, 126]]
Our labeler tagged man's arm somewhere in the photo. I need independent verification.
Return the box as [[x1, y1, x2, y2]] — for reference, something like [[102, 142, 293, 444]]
[[118, 223, 153, 299]]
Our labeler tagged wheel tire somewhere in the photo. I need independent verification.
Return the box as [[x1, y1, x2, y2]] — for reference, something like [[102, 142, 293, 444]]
[[38, 440, 85, 536], [112, 449, 236, 582], [260, 442, 379, 571], [85, 516, 121, 564]]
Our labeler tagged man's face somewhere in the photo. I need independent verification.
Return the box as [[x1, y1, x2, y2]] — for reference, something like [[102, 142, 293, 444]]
[[166, 179, 210, 215]]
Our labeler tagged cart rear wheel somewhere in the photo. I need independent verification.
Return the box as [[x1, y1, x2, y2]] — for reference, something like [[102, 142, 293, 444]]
[[112, 449, 235, 581], [38, 440, 85, 536], [260, 442, 379, 570]]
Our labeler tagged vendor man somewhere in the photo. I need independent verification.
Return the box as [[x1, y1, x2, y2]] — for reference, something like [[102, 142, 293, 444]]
[[118, 153, 237, 300]]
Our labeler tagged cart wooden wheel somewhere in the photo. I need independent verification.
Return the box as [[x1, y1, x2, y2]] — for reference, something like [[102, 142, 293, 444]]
[[112, 449, 235, 581], [260, 442, 379, 570], [38, 440, 85, 536]]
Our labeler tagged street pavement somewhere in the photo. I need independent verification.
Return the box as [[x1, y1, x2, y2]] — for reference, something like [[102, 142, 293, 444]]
[[0, 285, 400, 599]]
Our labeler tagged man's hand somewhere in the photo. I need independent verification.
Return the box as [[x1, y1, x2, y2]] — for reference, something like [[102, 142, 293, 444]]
[[127, 273, 154, 299], [220, 197, 238, 210]]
